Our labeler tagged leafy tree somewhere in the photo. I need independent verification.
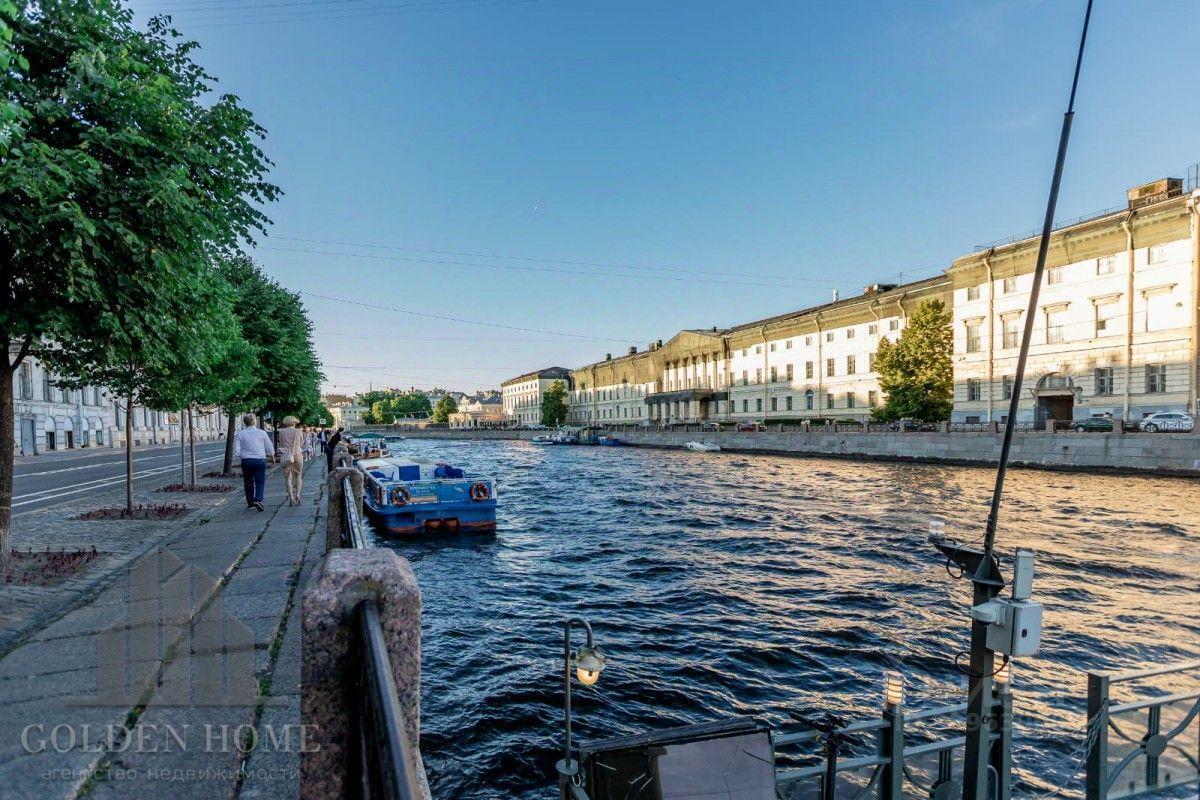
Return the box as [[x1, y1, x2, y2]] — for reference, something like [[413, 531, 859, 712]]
[[0, 1, 277, 557], [431, 395, 457, 425], [870, 299, 953, 423], [370, 400, 395, 425], [392, 392, 431, 418], [217, 256, 323, 473], [541, 379, 569, 427]]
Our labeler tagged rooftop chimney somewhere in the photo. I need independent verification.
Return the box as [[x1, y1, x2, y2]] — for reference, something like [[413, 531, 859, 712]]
[[833, 289, 840, 302], [605, 353, 612, 360], [628, 346, 638, 355]]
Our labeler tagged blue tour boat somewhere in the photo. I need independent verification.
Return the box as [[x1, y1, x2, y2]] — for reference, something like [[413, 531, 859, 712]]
[[357, 457, 497, 536]]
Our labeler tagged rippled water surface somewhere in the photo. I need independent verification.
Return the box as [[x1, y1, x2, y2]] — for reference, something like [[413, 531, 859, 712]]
[[365, 439, 1200, 799]]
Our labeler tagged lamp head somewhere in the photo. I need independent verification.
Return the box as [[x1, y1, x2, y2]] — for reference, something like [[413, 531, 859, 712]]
[[574, 646, 606, 686], [884, 670, 904, 709]]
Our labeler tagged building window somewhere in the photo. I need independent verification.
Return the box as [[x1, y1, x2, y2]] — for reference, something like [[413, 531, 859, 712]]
[[805, 361, 814, 379], [888, 319, 899, 332], [769, 343, 776, 352], [1095, 302, 1118, 336], [805, 390, 814, 411], [785, 339, 793, 349], [742, 370, 748, 386], [1002, 375, 1013, 400], [825, 331, 834, 343], [42, 373, 52, 401], [755, 345, 762, 354], [846, 392, 855, 408], [18, 363, 33, 399], [965, 321, 982, 353], [1046, 266, 1063, 285], [742, 399, 749, 412], [741, 349, 747, 357], [1002, 316, 1020, 349], [1147, 244, 1168, 265], [755, 368, 763, 384], [805, 336, 814, 346], [868, 323, 878, 335], [1003, 277, 1017, 294], [846, 328, 856, 340], [967, 285, 981, 301], [770, 397, 778, 412], [826, 393, 834, 409], [1145, 364, 1167, 393], [846, 354, 856, 374], [786, 395, 793, 411], [1045, 307, 1066, 344], [967, 379, 982, 401], [868, 352, 876, 371], [770, 366, 778, 382], [868, 390, 877, 407], [756, 398, 763, 412], [1097, 255, 1117, 275], [825, 358, 835, 377], [785, 364, 793, 382], [1095, 368, 1114, 396]]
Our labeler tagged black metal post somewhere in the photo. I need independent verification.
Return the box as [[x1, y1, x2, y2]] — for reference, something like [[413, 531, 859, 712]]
[[558, 618, 595, 798], [1085, 672, 1110, 800], [965, 3, 1094, 800], [994, 683, 1013, 800], [880, 704, 904, 800]]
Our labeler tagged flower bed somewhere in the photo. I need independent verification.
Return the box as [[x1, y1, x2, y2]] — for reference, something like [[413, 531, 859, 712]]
[[159, 483, 234, 493], [5, 546, 101, 585], [203, 470, 240, 478], [78, 503, 188, 521]]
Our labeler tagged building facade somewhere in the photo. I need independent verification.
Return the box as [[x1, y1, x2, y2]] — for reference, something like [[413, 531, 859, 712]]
[[501, 367, 573, 426], [11, 354, 227, 456], [950, 183, 1199, 423], [448, 396, 508, 428]]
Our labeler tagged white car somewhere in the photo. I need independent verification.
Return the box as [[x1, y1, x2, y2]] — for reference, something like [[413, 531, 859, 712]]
[[1138, 412, 1195, 433]]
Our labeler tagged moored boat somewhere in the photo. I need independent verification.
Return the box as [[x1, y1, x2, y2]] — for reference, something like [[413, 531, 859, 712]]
[[531, 435, 555, 445], [596, 435, 621, 446], [358, 457, 497, 536]]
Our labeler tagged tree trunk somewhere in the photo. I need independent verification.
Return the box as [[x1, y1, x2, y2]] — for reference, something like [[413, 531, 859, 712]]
[[125, 393, 134, 513], [179, 409, 186, 485], [188, 406, 196, 489], [0, 370, 14, 574], [222, 409, 236, 475]]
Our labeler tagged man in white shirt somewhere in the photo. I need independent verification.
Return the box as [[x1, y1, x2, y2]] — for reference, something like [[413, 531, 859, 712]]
[[233, 413, 275, 511]]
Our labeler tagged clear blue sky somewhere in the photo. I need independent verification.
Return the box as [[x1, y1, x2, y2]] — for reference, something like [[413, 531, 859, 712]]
[[129, 0, 1199, 395]]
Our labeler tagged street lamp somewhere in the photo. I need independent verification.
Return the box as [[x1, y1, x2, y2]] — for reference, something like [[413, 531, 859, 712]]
[[557, 618, 607, 792]]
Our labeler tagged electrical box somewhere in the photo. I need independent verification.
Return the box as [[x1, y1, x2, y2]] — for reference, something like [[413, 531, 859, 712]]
[[1012, 549, 1035, 601], [984, 599, 1043, 656]]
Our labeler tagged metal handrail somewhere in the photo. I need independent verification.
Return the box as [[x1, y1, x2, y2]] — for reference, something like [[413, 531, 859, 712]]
[[338, 473, 427, 800], [354, 599, 425, 800]]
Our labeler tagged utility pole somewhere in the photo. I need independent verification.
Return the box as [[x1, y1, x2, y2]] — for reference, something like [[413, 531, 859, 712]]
[[934, 4, 1093, 800]]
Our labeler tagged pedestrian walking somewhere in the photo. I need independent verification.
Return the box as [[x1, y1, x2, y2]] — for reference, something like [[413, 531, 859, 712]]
[[318, 428, 329, 458], [277, 416, 305, 506], [325, 427, 344, 472], [234, 413, 274, 511], [301, 428, 315, 462]]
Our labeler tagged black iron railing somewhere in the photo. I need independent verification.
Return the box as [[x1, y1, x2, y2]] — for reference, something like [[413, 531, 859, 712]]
[[1085, 659, 1200, 800], [340, 474, 427, 800]]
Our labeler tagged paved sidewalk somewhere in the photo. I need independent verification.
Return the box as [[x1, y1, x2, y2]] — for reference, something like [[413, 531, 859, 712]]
[[0, 459, 329, 799]]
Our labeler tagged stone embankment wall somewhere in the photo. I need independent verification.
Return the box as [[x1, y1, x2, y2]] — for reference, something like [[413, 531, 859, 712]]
[[362, 427, 1200, 476]]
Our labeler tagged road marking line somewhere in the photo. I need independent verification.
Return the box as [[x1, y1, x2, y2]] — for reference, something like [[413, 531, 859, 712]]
[[12, 456, 225, 508], [14, 445, 227, 479]]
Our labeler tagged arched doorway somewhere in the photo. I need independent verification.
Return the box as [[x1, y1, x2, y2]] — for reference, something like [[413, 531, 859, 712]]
[[1034, 373, 1076, 423]]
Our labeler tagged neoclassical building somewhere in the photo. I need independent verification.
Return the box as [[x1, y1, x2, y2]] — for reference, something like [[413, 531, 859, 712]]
[[567, 278, 949, 425], [11, 354, 228, 456], [541, 174, 1200, 428], [950, 181, 1199, 423], [501, 367, 573, 426]]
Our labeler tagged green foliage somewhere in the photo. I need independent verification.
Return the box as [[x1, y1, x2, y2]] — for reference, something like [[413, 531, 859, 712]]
[[358, 389, 431, 420], [541, 380, 569, 427], [870, 299, 954, 423], [430, 395, 458, 425]]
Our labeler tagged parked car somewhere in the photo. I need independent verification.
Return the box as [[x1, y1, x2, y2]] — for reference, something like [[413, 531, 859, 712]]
[[1072, 417, 1114, 433], [700, 422, 723, 431], [1137, 412, 1195, 433], [735, 422, 765, 432]]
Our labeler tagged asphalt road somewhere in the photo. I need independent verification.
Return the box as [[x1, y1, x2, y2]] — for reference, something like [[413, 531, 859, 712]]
[[11, 441, 230, 515]]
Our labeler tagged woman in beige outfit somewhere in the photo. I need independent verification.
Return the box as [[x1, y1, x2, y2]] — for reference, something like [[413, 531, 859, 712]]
[[277, 416, 305, 505]]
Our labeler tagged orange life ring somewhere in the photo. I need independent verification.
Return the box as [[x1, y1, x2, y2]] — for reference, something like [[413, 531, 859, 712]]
[[392, 486, 411, 506], [470, 482, 490, 502]]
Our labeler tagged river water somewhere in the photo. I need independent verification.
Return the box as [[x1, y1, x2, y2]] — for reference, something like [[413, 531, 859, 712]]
[[365, 439, 1200, 800]]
